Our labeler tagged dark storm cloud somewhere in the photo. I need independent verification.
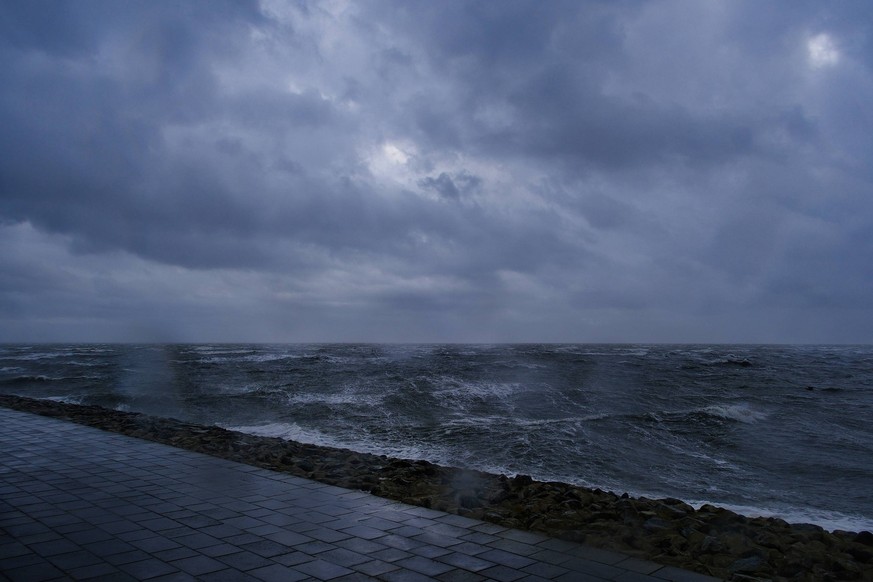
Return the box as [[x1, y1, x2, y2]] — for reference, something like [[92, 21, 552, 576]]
[[1, 0, 872, 342], [376, 1, 820, 173], [0, 0, 269, 264]]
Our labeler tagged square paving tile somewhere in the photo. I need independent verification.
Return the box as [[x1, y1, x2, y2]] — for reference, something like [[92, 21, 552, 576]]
[[436, 571, 487, 582], [379, 567, 437, 582], [397, 555, 455, 576], [3, 561, 66, 582], [118, 557, 180, 579], [263, 529, 312, 546], [353, 559, 399, 576], [217, 551, 274, 572], [478, 564, 528, 582], [29, 538, 81, 557], [65, 561, 125, 579], [522, 561, 571, 578], [248, 563, 311, 582], [409, 544, 453, 559], [199, 543, 242, 558], [130, 536, 183, 553], [47, 549, 103, 570], [476, 549, 535, 570], [318, 547, 370, 567], [240, 538, 297, 558], [488, 538, 541, 556], [295, 558, 355, 580], [272, 551, 316, 566], [437, 551, 497, 572], [171, 555, 229, 576]]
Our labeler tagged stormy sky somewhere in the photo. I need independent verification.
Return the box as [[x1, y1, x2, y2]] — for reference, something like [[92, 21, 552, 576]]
[[1, 0, 872, 343]]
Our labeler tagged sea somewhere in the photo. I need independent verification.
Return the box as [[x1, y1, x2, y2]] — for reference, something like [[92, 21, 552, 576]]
[[2, 343, 871, 532]]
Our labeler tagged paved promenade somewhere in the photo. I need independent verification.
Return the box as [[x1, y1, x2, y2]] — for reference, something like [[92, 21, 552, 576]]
[[0, 407, 721, 581]]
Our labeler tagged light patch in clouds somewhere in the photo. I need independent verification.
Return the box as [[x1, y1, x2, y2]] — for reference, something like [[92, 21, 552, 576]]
[[382, 142, 412, 165], [807, 33, 840, 68]]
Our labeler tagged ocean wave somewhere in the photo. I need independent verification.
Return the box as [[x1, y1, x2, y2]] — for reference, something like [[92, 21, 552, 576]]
[[285, 393, 382, 407], [429, 375, 523, 400], [1, 374, 62, 384], [700, 403, 768, 423], [442, 414, 581, 429], [43, 395, 85, 405], [222, 421, 330, 442], [190, 346, 254, 354], [199, 353, 288, 364], [221, 385, 287, 399], [582, 403, 767, 426], [658, 438, 741, 471], [222, 421, 437, 462], [0, 353, 63, 361], [66, 360, 112, 367], [684, 500, 873, 533], [1, 349, 102, 361], [489, 360, 548, 370], [199, 352, 325, 364]]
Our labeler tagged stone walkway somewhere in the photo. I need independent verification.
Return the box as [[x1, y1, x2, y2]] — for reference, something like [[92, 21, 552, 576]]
[[0, 408, 722, 581]]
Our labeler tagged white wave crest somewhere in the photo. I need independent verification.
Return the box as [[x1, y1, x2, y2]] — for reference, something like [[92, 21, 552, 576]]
[[224, 421, 332, 443], [685, 500, 873, 533], [222, 421, 433, 462], [429, 375, 523, 402], [703, 403, 768, 423], [284, 389, 381, 407], [43, 395, 85, 405], [199, 352, 317, 364]]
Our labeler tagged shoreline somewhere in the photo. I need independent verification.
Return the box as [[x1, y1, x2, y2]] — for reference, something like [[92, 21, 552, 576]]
[[2, 394, 871, 581]]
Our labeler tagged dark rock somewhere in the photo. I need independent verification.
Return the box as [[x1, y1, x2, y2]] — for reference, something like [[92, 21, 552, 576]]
[[460, 494, 482, 509], [729, 555, 763, 573], [856, 530, 873, 546], [848, 546, 872, 563], [701, 535, 721, 553], [793, 522, 826, 536], [513, 474, 533, 487], [643, 517, 671, 532]]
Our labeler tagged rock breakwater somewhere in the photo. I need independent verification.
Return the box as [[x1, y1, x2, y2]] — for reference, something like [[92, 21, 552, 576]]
[[2, 395, 871, 581]]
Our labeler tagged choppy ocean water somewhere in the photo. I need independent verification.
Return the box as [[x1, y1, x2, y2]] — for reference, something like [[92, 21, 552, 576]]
[[2, 343, 871, 532]]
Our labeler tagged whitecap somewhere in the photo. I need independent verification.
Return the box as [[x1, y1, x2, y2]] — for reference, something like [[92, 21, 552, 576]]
[[221, 421, 436, 462], [685, 500, 873, 533], [284, 389, 381, 407], [43, 395, 85, 405], [223, 421, 329, 443], [703, 403, 768, 423]]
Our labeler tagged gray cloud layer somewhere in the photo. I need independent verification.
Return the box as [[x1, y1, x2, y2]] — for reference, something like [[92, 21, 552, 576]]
[[1, 0, 872, 342]]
